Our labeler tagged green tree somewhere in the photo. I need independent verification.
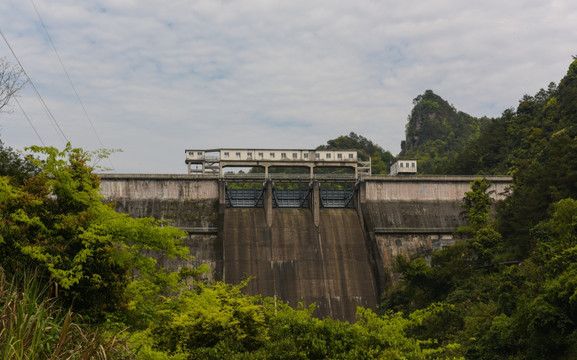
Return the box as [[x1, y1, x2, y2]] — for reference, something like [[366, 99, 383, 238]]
[[462, 178, 493, 231], [466, 199, 577, 359], [0, 138, 39, 184], [458, 178, 503, 266], [141, 287, 464, 359], [147, 281, 269, 358], [0, 143, 189, 321], [437, 115, 511, 175], [317, 132, 393, 174]]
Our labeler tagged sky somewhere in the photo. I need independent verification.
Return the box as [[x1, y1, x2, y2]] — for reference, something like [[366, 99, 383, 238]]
[[0, 0, 576, 174]]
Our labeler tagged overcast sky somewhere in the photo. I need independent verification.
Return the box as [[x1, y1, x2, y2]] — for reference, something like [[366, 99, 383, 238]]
[[1, 0, 576, 173]]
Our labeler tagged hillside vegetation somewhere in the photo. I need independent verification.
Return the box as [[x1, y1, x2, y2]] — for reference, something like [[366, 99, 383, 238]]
[[381, 58, 577, 359], [316, 132, 393, 174], [399, 90, 488, 173]]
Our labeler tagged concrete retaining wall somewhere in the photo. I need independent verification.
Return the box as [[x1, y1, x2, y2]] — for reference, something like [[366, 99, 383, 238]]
[[360, 176, 511, 282], [99, 174, 222, 282], [363, 176, 511, 201], [99, 174, 219, 200]]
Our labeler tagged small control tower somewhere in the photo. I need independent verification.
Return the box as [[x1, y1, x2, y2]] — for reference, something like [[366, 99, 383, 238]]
[[389, 160, 417, 176]]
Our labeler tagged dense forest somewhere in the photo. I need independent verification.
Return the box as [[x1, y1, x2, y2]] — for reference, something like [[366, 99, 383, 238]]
[[1, 58, 577, 358], [384, 58, 577, 359]]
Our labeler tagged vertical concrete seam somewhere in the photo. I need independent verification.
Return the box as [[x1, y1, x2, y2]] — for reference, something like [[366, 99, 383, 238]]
[[316, 227, 333, 319]]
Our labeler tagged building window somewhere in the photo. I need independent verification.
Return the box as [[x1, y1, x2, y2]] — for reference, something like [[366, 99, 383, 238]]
[[337, 153, 342, 159], [292, 153, 298, 159], [188, 151, 194, 157], [247, 152, 252, 159], [315, 153, 320, 159], [406, 162, 410, 168], [236, 152, 241, 159], [304, 153, 309, 159], [348, 153, 354, 159], [412, 162, 415, 168], [400, 162, 403, 167], [270, 153, 275, 158], [281, 153, 287, 159], [197, 152, 203, 156], [224, 152, 230, 158], [326, 153, 331, 159], [258, 153, 263, 159]]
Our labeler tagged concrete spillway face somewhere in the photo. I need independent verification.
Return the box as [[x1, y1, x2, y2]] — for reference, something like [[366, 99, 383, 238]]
[[222, 207, 379, 322]]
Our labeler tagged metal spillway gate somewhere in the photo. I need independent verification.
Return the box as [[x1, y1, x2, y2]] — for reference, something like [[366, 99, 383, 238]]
[[223, 173, 357, 209], [225, 188, 354, 209]]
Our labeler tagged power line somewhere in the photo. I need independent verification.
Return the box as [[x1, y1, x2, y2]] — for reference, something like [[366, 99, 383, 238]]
[[15, 97, 46, 146], [29, 0, 107, 150], [30, 0, 114, 169], [0, 27, 69, 144]]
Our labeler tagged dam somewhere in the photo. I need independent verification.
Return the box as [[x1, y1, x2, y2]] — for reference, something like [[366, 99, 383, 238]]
[[100, 171, 511, 322]]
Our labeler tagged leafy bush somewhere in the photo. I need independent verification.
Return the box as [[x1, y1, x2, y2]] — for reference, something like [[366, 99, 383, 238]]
[[0, 144, 189, 322], [0, 268, 129, 359]]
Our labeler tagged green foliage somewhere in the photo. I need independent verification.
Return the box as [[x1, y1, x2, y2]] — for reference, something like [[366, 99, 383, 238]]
[[458, 178, 503, 266], [532, 198, 577, 267], [0, 139, 39, 184], [435, 114, 512, 175], [462, 178, 493, 231], [467, 227, 502, 266], [493, 69, 577, 258], [0, 143, 189, 321], [385, 197, 577, 359], [412, 60, 577, 259], [317, 132, 394, 174], [124, 276, 464, 359], [0, 268, 129, 359], [467, 198, 577, 359], [384, 242, 474, 314], [149, 281, 269, 356]]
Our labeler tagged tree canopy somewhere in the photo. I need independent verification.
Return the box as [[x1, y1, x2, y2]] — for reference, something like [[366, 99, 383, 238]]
[[0, 138, 39, 184], [0, 143, 189, 321], [317, 132, 393, 174]]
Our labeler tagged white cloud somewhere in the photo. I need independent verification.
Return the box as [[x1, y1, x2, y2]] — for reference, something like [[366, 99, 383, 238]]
[[1, 0, 576, 173]]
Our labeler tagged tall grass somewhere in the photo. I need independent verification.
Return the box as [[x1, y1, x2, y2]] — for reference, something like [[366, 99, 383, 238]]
[[0, 269, 130, 359]]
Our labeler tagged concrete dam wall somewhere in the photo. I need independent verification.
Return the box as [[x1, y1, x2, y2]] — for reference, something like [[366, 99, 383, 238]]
[[100, 175, 222, 281], [359, 176, 510, 282], [99, 174, 511, 322], [223, 208, 378, 321]]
